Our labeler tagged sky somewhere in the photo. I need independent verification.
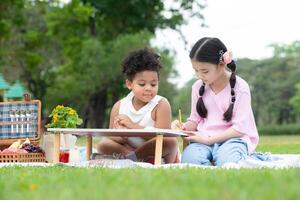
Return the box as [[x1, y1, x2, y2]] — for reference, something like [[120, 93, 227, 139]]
[[152, 0, 300, 87]]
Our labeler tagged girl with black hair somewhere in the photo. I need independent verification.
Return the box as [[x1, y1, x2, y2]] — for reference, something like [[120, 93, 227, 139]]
[[174, 37, 259, 166]]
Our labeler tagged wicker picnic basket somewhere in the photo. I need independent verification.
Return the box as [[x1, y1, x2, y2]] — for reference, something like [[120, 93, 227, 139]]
[[0, 153, 45, 163], [0, 94, 45, 162]]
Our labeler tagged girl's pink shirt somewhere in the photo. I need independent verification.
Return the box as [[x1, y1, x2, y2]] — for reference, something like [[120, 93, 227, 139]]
[[188, 76, 259, 152]]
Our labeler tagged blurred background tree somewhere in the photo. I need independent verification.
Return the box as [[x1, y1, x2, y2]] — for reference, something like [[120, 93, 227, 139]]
[[1, 0, 300, 132], [0, 0, 205, 128], [290, 84, 300, 114]]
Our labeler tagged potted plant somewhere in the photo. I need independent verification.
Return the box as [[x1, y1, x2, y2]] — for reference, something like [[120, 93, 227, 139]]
[[45, 105, 83, 163], [46, 105, 83, 128]]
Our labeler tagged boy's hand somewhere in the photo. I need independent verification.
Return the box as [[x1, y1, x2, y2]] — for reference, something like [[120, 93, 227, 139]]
[[113, 117, 127, 129], [114, 114, 142, 129]]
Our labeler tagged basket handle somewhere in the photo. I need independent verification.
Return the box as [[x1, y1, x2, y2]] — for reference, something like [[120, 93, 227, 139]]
[[23, 93, 31, 102]]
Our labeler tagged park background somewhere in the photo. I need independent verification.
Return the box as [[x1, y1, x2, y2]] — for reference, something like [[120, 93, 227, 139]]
[[0, 1, 300, 199], [1, 0, 300, 134]]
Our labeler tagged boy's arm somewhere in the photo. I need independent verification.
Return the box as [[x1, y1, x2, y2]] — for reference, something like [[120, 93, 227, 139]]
[[117, 98, 172, 130], [154, 98, 172, 129], [108, 101, 127, 143], [109, 101, 120, 128]]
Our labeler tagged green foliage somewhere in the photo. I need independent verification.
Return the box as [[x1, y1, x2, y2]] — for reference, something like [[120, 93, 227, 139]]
[[171, 78, 195, 119], [290, 83, 300, 114], [156, 48, 178, 108], [46, 105, 83, 128], [269, 41, 300, 58], [258, 124, 300, 135], [236, 47, 300, 125], [0, 0, 24, 39], [1, 1, 61, 105], [80, 0, 205, 40], [0, 0, 206, 128], [44, 31, 153, 111]]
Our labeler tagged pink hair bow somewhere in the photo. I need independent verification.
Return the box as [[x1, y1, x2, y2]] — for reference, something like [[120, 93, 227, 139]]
[[223, 51, 233, 64]]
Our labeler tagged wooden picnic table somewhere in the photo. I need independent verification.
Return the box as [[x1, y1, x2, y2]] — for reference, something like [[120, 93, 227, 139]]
[[46, 128, 188, 165]]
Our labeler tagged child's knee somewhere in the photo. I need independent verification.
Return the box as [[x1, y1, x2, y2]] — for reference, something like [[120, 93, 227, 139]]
[[97, 139, 112, 153], [163, 138, 178, 149], [181, 143, 212, 165], [214, 149, 247, 166], [181, 152, 211, 165], [214, 140, 248, 166]]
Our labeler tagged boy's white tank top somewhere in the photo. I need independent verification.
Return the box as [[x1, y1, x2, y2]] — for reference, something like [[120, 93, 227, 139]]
[[119, 91, 163, 148]]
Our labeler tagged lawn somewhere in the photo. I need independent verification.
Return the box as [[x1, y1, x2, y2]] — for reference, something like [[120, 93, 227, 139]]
[[256, 135, 300, 153], [0, 135, 299, 200], [76, 134, 300, 154]]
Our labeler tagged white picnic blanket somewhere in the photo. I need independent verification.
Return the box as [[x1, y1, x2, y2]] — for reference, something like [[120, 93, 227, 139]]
[[1, 154, 300, 169]]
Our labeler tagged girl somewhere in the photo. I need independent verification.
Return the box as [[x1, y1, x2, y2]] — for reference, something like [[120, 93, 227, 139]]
[[174, 37, 259, 166], [96, 48, 178, 163]]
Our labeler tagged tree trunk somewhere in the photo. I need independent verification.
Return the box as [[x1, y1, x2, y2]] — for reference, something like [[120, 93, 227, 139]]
[[82, 89, 108, 128]]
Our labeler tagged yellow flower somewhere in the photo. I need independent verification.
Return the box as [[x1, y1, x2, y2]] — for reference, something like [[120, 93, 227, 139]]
[[55, 105, 64, 111], [53, 114, 59, 123], [68, 109, 76, 116], [46, 105, 82, 128], [30, 183, 38, 191]]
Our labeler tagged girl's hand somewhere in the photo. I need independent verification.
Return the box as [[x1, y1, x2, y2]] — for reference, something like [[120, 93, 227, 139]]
[[186, 134, 212, 145], [171, 120, 185, 130]]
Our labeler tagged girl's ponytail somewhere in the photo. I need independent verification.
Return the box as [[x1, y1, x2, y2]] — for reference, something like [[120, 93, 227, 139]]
[[223, 60, 237, 122], [196, 83, 207, 118]]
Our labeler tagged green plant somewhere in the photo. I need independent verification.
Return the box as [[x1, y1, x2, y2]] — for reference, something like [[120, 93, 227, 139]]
[[46, 105, 83, 128], [258, 124, 300, 135]]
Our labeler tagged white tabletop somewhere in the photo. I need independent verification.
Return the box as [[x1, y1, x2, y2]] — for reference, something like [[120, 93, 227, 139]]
[[47, 128, 189, 137]]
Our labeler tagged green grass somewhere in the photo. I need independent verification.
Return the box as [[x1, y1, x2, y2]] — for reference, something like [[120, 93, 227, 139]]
[[0, 167, 299, 200], [256, 135, 300, 153], [76, 135, 300, 153], [0, 135, 299, 200]]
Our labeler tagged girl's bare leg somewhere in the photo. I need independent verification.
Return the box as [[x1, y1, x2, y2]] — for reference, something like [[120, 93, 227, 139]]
[[134, 137, 178, 163]]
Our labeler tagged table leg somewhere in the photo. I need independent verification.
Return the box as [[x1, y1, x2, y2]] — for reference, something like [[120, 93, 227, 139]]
[[86, 135, 92, 160], [154, 135, 163, 165], [54, 133, 60, 163], [182, 136, 189, 151]]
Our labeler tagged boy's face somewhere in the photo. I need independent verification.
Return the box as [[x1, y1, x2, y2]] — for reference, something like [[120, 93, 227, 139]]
[[126, 70, 159, 103]]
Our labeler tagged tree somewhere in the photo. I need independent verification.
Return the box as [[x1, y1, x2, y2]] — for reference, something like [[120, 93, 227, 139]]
[[269, 41, 300, 58], [1, 0, 206, 128], [43, 0, 205, 127], [1, 1, 61, 108], [290, 83, 300, 116], [171, 78, 194, 120], [233, 43, 300, 125], [0, 0, 24, 72]]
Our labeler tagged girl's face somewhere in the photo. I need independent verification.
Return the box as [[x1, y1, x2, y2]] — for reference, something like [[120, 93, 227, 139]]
[[191, 60, 225, 85], [126, 70, 159, 104]]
